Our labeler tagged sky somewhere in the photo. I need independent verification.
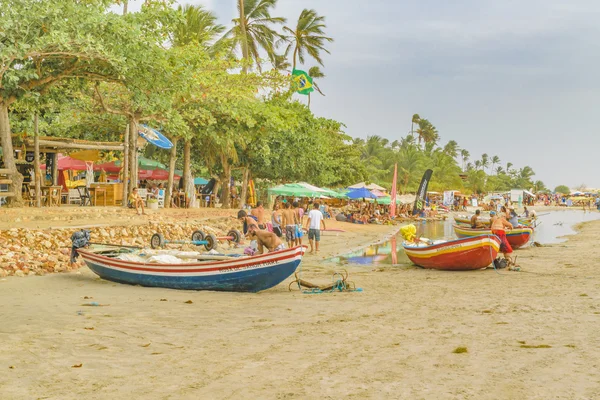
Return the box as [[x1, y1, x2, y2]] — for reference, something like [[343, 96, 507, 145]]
[[121, 0, 600, 189]]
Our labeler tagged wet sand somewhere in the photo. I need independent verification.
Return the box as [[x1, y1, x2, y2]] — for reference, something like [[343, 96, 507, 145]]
[[1, 213, 600, 399]]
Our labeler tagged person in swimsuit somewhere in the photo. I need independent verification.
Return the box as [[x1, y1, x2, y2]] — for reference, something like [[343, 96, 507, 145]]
[[251, 201, 266, 229], [470, 209, 483, 228], [281, 202, 298, 248], [247, 225, 285, 254], [271, 203, 283, 237], [238, 210, 259, 236], [490, 210, 515, 265]]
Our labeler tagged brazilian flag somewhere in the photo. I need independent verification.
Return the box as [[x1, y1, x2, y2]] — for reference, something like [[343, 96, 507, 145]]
[[291, 69, 314, 95]]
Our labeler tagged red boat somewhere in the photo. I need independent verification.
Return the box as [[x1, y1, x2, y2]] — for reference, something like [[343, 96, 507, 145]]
[[402, 235, 500, 271], [453, 225, 533, 249]]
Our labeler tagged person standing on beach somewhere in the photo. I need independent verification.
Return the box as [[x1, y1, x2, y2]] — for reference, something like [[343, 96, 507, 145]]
[[490, 211, 514, 265], [251, 201, 266, 229], [305, 203, 326, 254], [271, 203, 283, 237], [470, 209, 483, 228], [281, 202, 298, 248], [293, 201, 304, 246]]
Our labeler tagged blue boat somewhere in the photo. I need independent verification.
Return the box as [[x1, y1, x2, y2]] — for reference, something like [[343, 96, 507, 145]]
[[78, 246, 306, 292]]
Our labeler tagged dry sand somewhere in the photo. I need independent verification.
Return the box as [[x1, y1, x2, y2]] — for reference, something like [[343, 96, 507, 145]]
[[1, 211, 600, 399]]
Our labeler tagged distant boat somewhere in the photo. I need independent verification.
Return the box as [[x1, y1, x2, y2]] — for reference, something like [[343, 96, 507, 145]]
[[454, 215, 533, 227], [78, 245, 306, 292], [402, 235, 500, 271], [453, 225, 533, 249]]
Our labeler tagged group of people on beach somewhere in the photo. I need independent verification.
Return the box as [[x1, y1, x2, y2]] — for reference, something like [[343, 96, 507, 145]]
[[237, 200, 326, 255]]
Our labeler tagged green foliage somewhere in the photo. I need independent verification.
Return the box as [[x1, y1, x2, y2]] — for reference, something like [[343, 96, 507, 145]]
[[283, 8, 333, 70], [555, 185, 570, 195]]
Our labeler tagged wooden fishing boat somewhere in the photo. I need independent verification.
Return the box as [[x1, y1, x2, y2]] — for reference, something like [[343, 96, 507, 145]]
[[78, 245, 307, 293], [453, 224, 533, 249], [402, 235, 500, 271], [454, 215, 533, 227]]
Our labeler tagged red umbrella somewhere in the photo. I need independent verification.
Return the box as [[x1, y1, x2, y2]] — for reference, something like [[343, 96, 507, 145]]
[[139, 169, 180, 180], [94, 161, 122, 173], [41, 156, 97, 171]]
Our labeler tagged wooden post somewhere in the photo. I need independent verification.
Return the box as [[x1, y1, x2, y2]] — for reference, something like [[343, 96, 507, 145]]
[[51, 153, 58, 186], [122, 123, 130, 207], [34, 114, 41, 208]]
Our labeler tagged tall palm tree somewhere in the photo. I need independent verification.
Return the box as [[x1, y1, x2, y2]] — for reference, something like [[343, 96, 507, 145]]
[[171, 4, 225, 49], [474, 160, 482, 170], [411, 114, 420, 135], [307, 65, 325, 108], [283, 8, 333, 70], [443, 140, 459, 158], [496, 166, 504, 175], [460, 149, 470, 171], [481, 153, 489, 173], [506, 162, 513, 172], [491, 155, 500, 174], [220, 0, 286, 72]]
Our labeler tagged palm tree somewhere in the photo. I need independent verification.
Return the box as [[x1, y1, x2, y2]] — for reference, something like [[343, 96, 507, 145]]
[[481, 153, 489, 173], [466, 162, 474, 171], [416, 119, 438, 148], [307, 66, 325, 108], [491, 155, 500, 174], [506, 162, 513, 172], [283, 8, 333, 70], [474, 160, 482, 170], [171, 4, 225, 49], [460, 149, 470, 171], [443, 140, 459, 158], [496, 166, 504, 175], [411, 114, 420, 135], [221, 0, 286, 72]]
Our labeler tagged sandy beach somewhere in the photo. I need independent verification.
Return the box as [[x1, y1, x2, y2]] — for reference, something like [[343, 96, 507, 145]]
[[1, 211, 600, 399]]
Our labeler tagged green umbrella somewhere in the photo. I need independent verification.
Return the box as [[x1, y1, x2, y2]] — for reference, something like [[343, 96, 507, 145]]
[[115, 156, 166, 170]]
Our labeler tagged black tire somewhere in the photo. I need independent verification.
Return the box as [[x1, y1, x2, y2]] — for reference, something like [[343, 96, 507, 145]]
[[191, 230, 205, 243], [228, 229, 242, 244], [150, 233, 165, 249], [204, 233, 217, 251]]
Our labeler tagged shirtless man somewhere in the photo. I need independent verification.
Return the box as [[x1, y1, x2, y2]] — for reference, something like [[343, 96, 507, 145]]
[[470, 209, 484, 228], [237, 210, 259, 236], [247, 225, 285, 254], [281, 202, 298, 248], [490, 210, 515, 266], [251, 201, 266, 229]]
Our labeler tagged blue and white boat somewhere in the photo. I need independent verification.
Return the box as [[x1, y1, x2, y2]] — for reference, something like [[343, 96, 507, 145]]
[[78, 246, 306, 293]]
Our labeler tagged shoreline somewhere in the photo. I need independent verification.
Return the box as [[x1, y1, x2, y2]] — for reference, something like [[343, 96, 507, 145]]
[[2, 214, 600, 398]]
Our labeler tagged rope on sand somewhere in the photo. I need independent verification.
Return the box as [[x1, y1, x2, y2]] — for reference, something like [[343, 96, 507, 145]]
[[288, 269, 363, 294]]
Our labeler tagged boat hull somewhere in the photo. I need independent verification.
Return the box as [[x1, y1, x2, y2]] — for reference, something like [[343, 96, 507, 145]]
[[454, 215, 532, 227], [78, 246, 306, 292], [403, 235, 500, 271], [453, 225, 533, 249]]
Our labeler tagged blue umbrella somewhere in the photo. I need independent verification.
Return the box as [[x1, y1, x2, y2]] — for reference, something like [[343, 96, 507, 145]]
[[138, 125, 173, 149], [194, 177, 209, 185], [346, 187, 378, 199]]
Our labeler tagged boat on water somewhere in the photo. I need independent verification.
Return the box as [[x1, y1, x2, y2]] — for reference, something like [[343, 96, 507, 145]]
[[453, 224, 533, 249], [78, 245, 307, 292], [454, 215, 533, 227], [402, 235, 500, 271]]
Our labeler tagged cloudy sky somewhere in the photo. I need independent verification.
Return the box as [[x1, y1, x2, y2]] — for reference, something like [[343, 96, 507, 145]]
[[122, 0, 600, 189]]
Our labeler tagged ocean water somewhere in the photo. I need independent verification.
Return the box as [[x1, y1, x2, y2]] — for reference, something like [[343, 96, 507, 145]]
[[330, 210, 600, 266]]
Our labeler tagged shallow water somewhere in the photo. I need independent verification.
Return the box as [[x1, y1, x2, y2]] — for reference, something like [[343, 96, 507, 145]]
[[331, 210, 600, 266]]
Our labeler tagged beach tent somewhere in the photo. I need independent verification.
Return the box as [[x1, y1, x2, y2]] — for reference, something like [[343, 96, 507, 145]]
[[374, 197, 402, 205], [347, 182, 368, 189], [346, 187, 378, 199], [398, 194, 416, 204], [371, 189, 389, 197], [366, 183, 386, 191]]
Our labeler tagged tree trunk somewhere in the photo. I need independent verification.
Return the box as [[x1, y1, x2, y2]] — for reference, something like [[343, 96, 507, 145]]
[[34, 114, 41, 207], [292, 46, 298, 70], [0, 101, 22, 205], [239, 0, 250, 73], [213, 179, 221, 205], [122, 123, 129, 207], [166, 137, 177, 208], [182, 139, 191, 208], [308, 93, 311, 109], [123, 0, 128, 15], [129, 118, 137, 190], [220, 159, 231, 209], [240, 166, 250, 209]]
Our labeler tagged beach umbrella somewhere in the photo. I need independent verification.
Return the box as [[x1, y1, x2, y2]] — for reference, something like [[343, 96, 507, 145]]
[[114, 156, 167, 170], [366, 183, 386, 191], [346, 187, 378, 199], [194, 177, 209, 185]]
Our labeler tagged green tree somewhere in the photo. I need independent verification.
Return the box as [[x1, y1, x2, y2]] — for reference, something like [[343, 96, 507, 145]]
[[491, 155, 500, 174], [283, 9, 333, 70], [555, 185, 570, 195], [411, 114, 420, 136], [460, 149, 470, 171], [307, 66, 325, 108], [443, 140, 459, 158], [481, 153, 489, 173]]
